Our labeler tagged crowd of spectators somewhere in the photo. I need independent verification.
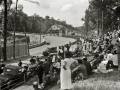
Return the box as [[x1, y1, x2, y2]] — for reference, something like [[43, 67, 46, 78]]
[[20, 30, 120, 90]]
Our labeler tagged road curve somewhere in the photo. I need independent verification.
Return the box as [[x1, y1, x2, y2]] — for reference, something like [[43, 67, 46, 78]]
[[29, 35, 76, 56]]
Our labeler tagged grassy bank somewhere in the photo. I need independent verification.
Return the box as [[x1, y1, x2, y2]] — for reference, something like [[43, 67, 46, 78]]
[[50, 70, 120, 90]]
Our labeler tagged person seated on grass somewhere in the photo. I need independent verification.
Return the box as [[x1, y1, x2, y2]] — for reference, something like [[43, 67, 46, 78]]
[[97, 60, 113, 73], [44, 74, 52, 87], [83, 57, 92, 76], [33, 82, 42, 90], [106, 50, 118, 70], [105, 50, 113, 62], [51, 71, 59, 84], [72, 59, 87, 82], [91, 53, 99, 69]]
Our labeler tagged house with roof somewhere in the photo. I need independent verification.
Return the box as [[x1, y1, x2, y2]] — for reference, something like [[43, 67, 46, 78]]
[[49, 24, 65, 36]]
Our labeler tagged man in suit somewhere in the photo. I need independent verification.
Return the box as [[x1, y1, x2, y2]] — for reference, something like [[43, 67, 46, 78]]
[[44, 59, 50, 76], [37, 61, 44, 85]]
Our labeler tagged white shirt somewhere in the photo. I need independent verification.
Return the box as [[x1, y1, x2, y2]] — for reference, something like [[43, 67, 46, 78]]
[[106, 53, 113, 61], [112, 55, 118, 66], [53, 62, 60, 69], [52, 55, 56, 62]]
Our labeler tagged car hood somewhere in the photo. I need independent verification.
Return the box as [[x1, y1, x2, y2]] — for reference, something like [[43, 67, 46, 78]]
[[0, 74, 13, 82]]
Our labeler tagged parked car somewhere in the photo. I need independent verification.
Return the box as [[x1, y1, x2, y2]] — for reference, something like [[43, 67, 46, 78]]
[[0, 65, 25, 90], [0, 63, 39, 90]]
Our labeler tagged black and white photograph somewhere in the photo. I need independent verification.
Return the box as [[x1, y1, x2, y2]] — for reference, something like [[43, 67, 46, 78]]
[[0, 0, 120, 90]]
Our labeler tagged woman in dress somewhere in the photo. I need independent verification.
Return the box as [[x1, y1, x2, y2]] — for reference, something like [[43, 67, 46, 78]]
[[60, 50, 75, 90]]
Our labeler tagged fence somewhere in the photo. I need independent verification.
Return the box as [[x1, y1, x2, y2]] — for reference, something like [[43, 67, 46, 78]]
[[0, 43, 29, 60]]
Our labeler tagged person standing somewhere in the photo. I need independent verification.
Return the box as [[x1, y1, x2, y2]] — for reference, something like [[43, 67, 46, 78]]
[[115, 33, 120, 71], [89, 42, 92, 53], [37, 62, 44, 85], [86, 41, 89, 52], [60, 50, 75, 90], [18, 60, 22, 67], [82, 42, 86, 52], [44, 59, 50, 76]]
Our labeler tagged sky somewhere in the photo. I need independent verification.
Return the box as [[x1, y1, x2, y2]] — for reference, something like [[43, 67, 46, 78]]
[[12, 0, 89, 27]]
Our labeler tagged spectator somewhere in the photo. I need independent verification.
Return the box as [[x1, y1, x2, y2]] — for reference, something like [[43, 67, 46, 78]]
[[0, 61, 6, 74], [72, 59, 87, 81], [83, 57, 92, 76], [0, 67, 3, 74], [115, 33, 120, 70], [53, 60, 60, 74], [51, 71, 58, 84], [37, 61, 44, 85], [44, 59, 50, 76], [48, 55, 52, 64], [91, 53, 99, 69], [0, 61, 5, 67], [58, 46, 64, 59], [44, 74, 51, 86], [30, 56, 36, 64], [18, 60, 22, 67], [106, 50, 118, 69], [33, 82, 41, 90], [105, 50, 113, 61]]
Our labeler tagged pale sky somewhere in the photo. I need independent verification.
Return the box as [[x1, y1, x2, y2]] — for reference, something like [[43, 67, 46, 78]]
[[12, 0, 89, 27]]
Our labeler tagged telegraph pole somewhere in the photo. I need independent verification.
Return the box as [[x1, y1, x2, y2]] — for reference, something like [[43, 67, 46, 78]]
[[13, 0, 18, 59], [3, 0, 7, 61], [101, 0, 104, 35]]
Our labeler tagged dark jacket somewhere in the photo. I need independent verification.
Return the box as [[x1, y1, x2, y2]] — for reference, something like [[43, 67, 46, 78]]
[[38, 65, 44, 76], [44, 61, 50, 72], [84, 61, 92, 75]]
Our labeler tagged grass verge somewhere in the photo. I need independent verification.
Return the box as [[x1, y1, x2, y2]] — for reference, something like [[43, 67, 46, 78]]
[[50, 70, 120, 90]]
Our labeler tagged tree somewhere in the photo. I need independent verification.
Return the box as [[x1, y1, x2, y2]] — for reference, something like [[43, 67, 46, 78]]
[[83, 0, 119, 35]]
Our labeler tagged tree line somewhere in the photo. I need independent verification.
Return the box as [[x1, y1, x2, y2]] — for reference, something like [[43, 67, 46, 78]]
[[0, 0, 75, 34], [79, 0, 120, 36]]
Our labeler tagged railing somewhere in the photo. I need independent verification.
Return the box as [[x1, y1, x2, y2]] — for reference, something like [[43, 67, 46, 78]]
[[0, 64, 40, 90]]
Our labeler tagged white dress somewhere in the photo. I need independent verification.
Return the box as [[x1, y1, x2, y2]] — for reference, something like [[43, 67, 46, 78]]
[[60, 58, 74, 89]]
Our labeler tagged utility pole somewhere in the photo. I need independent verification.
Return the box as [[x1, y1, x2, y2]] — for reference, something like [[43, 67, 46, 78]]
[[97, 9, 99, 36], [40, 20, 41, 43], [3, 0, 7, 61], [101, 0, 104, 35], [13, 0, 18, 59]]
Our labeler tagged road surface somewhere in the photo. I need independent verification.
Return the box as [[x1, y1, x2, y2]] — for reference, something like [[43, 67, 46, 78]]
[[29, 35, 76, 55]]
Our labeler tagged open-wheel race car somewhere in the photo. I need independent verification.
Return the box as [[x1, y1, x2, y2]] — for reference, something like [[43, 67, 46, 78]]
[[0, 62, 40, 90]]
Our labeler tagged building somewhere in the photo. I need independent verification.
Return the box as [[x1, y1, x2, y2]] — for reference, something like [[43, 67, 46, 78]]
[[49, 24, 65, 36]]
